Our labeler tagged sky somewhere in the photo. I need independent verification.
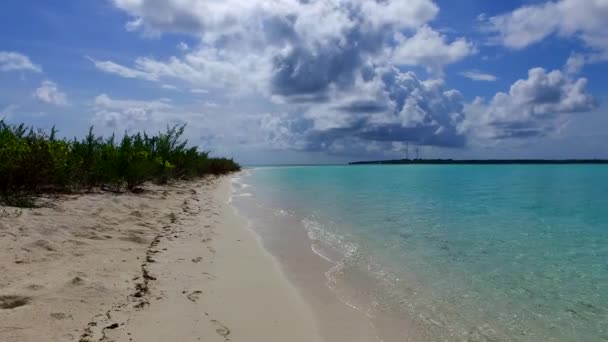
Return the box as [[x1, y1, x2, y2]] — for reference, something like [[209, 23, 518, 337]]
[[0, 0, 607, 164]]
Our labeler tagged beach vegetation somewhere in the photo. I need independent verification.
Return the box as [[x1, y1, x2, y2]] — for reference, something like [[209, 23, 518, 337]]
[[0, 120, 240, 206]]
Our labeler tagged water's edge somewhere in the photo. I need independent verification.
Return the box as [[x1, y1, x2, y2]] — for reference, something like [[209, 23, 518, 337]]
[[229, 172, 388, 342]]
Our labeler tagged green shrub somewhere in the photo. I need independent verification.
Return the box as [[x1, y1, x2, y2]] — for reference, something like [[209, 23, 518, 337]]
[[0, 194, 37, 208], [0, 120, 240, 202]]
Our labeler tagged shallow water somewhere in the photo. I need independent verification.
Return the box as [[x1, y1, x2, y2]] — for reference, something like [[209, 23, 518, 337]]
[[232, 165, 608, 341]]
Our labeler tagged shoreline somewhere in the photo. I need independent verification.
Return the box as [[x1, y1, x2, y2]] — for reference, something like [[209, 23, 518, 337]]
[[231, 172, 430, 342], [230, 174, 387, 342], [0, 176, 322, 342]]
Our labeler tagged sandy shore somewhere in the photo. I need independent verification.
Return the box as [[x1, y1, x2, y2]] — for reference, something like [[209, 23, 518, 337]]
[[0, 176, 321, 342]]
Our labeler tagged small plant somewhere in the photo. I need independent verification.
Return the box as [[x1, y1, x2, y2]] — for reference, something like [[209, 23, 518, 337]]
[[0, 208, 23, 218], [0, 194, 37, 208]]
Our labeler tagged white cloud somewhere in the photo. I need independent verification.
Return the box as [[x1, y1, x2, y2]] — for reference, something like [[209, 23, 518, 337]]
[[190, 88, 208, 94], [393, 26, 475, 73], [91, 48, 264, 93], [564, 53, 586, 75], [103, 0, 460, 96], [161, 84, 179, 90], [0, 51, 42, 72], [177, 42, 189, 51], [94, 93, 172, 111], [257, 66, 468, 151], [34, 80, 68, 105], [460, 71, 498, 82], [103, 0, 599, 154], [92, 93, 174, 129], [462, 67, 595, 140], [202, 101, 219, 108], [112, 0, 439, 39], [359, 0, 439, 30], [485, 0, 608, 57], [90, 58, 158, 81]]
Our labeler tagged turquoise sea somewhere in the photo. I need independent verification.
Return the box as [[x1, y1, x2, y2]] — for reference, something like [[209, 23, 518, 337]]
[[232, 165, 608, 341]]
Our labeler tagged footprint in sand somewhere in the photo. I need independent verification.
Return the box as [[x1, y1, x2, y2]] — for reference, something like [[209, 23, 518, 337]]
[[120, 235, 148, 245], [130, 210, 143, 218], [0, 295, 31, 309], [192, 257, 203, 263], [70, 276, 86, 286], [25, 284, 44, 291], [211, 319, 231, 341], [50, 312, 71, 320], [202, 272, 217, 281], [29, 239, 56, 252], [73, 231, 104, 241], [65, 239, 88, 246], [185, 290, 203, 302]]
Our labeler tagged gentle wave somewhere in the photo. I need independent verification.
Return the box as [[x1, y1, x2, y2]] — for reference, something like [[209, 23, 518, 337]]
[[231, 165, 608, 341], [232, 192, 253, 197]]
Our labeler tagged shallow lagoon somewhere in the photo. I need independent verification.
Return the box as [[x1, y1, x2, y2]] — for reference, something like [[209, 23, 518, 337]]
[[235, 165, 608, 341]]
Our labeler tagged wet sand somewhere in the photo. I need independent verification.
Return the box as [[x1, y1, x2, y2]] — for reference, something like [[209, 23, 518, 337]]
[[231, 186, 422, 342]]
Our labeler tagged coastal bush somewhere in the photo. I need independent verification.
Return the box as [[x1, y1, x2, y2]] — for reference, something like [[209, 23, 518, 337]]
[[0, 120, 240, 204]]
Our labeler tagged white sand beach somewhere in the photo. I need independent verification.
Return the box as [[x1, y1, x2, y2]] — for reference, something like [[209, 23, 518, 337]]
[[0, 176, 322, 342]]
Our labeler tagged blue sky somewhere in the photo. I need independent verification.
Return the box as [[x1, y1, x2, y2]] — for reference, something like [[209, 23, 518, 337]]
[[1, 0, 607, 164]]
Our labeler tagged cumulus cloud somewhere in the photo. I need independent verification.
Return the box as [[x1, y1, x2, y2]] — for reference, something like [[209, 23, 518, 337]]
[[0, 51, 42, 72], [103, 0, 473, 97], [101, 0, 597, 155], [564, 53, 586, 75], [112, 0, 439, 38], [485, 0, 608, 59], [258, 66, 468, 152], [101, 0, 476, 153], [462, 67, 595, 140], [393, 26, 475, 74], [460, 71, 497, 82], [93, 94, 174, 129], [34, 80, 68, 105]]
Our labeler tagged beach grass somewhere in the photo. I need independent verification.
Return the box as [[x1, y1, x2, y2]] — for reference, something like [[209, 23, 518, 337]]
[[0, 120, 240, 205]]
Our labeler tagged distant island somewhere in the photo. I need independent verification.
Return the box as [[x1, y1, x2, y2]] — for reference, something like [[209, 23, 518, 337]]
[[349, 159, 608, 165]]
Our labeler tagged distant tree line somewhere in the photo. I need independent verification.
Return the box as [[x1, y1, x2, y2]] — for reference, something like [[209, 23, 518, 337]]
[[0, 120, 240, 206], [349, 158, 608, 165]]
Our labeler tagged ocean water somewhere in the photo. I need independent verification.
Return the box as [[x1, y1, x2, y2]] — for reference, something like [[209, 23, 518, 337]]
[[232, 165, 608, 341]]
